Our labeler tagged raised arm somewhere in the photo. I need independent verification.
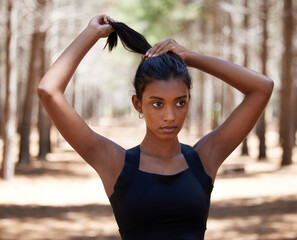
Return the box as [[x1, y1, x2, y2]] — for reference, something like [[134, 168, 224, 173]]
[[186, 51, 273, 179], [146, 39, 274, 181], [37, 15, 125, 195]]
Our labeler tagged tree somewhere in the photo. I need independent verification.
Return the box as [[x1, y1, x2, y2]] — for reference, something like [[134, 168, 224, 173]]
[[256, 0, 269, 159], [293, 39, 297, 146], [1, 0, 18, 180], [38, 103, 51, 160], [221, 9, 235, 124], [280, 0, 294, 166], [18, 0, 47, 164], [210, 1, 222, 130], [37, 27, 50, 160], [0, 1, 5, 138], [196, 11, 207, 137], [241, 0, 250, 156]]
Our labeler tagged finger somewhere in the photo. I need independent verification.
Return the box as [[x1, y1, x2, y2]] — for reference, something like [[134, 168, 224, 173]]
[[146, 39, 176, 57], [97, 15, 104, 24], [151, 41, 169, 55], [147, 41, 175, 58], [100, 14, 111, 24], [108, 17, 116, 23], [146, 39, 168, 54], [146, 42, 166, 58], [152, 45, 175, 57], [104, 15, 109, 24], [97, 15, 107, 25]]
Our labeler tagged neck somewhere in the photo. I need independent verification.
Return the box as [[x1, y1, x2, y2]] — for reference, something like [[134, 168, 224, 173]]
[[140, 129, 181, 159]]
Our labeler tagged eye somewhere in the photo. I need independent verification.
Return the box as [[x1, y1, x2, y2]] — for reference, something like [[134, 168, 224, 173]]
[[176, 101, 186, 107], [152, 102, 163, 108]]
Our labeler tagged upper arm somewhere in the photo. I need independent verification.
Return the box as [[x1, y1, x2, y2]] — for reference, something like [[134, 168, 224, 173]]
[[194, 88, 273, 180], [37, 88, 125, 179]]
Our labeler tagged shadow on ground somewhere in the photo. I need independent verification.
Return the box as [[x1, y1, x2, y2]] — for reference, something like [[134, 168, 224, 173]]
[[15, 160, 93, 179], [2, 144, 296, 239], [0, 195, 296, 239], [0, 203, 120, 240], [209, 194, 297, 219], [207, 194, 297, 240], [0, 204, 113, 220]]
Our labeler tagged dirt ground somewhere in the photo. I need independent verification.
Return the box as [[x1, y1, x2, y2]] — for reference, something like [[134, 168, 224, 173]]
[[0, 119, 297, 240]]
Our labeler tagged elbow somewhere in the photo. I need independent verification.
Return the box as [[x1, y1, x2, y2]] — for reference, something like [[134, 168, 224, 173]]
[[256, 75, 274, 97], [264, 77, 274, 96], [37, 83, 54, 104], [37, 86, 46, 101], [248, 76, 274, 100]]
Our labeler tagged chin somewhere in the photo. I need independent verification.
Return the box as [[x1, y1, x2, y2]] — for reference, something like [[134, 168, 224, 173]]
[[157, 130, 180, 140], [146, 126, 181, 141]]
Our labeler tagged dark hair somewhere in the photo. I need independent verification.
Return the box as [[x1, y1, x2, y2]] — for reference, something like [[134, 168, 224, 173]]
[[105, 21, 192, 99]]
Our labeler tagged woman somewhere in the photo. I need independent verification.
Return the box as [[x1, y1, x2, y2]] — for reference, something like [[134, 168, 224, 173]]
[[38, 14, 274, 240]]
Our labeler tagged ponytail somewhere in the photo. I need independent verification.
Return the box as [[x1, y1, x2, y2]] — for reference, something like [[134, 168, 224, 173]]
[[104, 20, 191, 100], [104, 21, 151, 55]]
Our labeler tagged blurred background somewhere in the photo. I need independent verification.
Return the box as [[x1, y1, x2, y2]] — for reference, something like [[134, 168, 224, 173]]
[[0, 0, 296, 239]]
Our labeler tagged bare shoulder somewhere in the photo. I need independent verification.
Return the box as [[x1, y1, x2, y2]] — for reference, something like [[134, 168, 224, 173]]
[[85, 132, 126, 198], [193, 130, 220, 182], [86, 131, 126, 177]]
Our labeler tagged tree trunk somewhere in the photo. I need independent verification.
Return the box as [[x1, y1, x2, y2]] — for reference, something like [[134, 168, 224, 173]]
[[197, 71, 205, 136], [0, 1, 4, 138], [38, 102, 51, 160], [292, 85, 297, 146], [241, 138, 249, 156], [223, 12, 235, 121], [0, 54, 3, 138], [293, 49, 297, 146], [211, 2, 222, 130], [280, 0, 293, 166], [18, 0, 46, 165], [37, 24, 50, 160], [257, 0, 269, 160], [241, 0, 249, 156], [1, 0, 18, 180], [197, 13, 207, 137]]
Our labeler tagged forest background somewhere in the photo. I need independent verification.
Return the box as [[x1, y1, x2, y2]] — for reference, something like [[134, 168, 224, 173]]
[[0, 0, 296, 239]]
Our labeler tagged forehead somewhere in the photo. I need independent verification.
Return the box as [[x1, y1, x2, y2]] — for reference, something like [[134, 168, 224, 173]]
[[142, 78, 189, 99]]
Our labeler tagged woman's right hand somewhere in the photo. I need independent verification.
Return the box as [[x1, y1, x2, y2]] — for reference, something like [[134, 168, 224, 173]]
[[88, 14, 115, 38], [145, 38, 190, 62]]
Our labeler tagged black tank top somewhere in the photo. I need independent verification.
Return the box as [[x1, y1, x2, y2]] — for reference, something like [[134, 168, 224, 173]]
[[109, 143, 213, 240]]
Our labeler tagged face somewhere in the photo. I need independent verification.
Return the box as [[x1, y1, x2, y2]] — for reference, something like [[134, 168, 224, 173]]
[[133, 78, 190, 140]]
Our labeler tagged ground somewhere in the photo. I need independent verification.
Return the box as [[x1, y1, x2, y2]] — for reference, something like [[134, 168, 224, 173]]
[[0, 118, 297, 240]]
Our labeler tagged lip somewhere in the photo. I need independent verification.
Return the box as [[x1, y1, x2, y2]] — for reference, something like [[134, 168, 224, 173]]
[[160, 126, 178, 133]]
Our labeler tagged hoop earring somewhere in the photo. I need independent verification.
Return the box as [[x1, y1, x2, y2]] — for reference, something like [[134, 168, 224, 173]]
[[138, 112, 144, 119]]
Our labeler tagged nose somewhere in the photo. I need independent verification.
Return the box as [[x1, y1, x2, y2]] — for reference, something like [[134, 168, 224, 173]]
[[163, 106, 175, 122]]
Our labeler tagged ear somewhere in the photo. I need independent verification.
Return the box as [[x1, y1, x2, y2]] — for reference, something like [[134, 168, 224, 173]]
[[132, 95, 142, 113]]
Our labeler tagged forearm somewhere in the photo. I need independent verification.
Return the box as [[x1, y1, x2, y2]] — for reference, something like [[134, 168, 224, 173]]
[[38, 25, 102, 95], [185, 51, 274, 96]]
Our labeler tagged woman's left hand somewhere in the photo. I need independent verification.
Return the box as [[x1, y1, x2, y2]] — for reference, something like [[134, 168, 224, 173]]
[[88, 14, 115, 38], [145, 38, 190, 61]]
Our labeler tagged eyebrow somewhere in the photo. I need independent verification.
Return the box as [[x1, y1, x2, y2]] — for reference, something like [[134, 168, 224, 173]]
[[149, 95, 188, 100]]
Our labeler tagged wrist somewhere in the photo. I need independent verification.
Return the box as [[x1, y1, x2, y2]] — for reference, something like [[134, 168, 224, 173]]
[[183, 51, 195, 67], [85, 24, 104, 39]]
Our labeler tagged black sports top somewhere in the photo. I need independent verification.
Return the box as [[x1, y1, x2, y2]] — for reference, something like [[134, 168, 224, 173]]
[[109, 143, 213, 240]]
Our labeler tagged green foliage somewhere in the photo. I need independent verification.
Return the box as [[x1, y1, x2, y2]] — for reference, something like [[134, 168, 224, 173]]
[[111, 0, 203, 44]]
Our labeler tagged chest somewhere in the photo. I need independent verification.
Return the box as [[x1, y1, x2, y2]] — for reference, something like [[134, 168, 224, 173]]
[[138, 152, 189, 175], [114, 169, 211, 229]]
